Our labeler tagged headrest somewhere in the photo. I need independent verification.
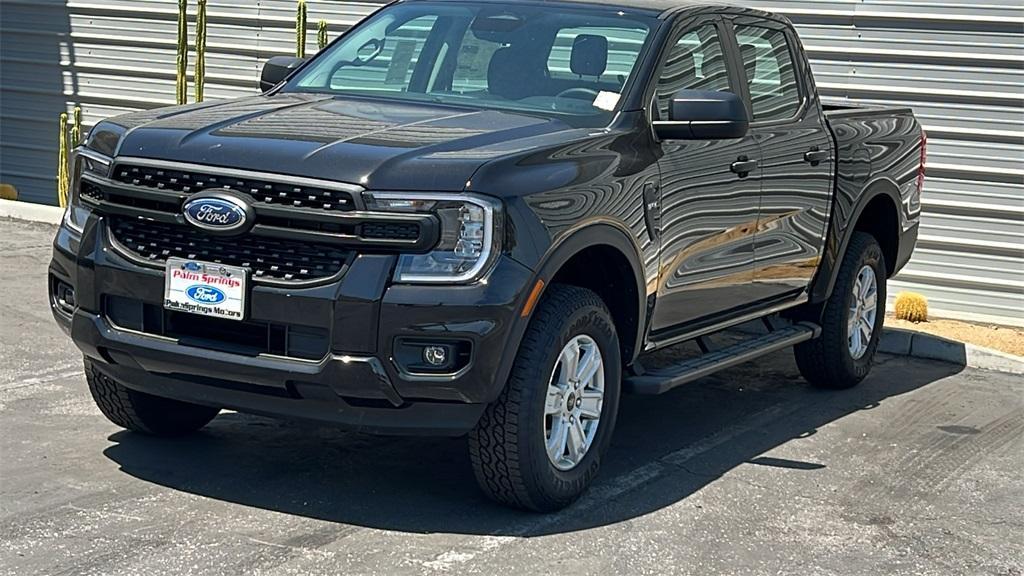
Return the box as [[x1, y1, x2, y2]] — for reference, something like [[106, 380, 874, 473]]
[[570, 34, 608, 77]]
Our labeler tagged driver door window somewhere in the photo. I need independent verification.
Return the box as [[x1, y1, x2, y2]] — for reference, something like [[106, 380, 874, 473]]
[[654, 25, 731, 120]]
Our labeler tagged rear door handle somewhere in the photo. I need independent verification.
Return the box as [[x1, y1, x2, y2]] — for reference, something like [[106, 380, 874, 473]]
[[804, 148, 829, 165], [730, 157, 758, 178]]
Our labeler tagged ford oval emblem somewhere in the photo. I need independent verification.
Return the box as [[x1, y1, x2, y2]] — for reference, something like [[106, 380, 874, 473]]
[[185, 284, 226, 305], [183, 194, 248, 232]]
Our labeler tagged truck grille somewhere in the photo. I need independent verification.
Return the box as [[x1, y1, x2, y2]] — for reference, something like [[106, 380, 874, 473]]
[[113, 164, 355, 212], [109, 218, 350, 284]]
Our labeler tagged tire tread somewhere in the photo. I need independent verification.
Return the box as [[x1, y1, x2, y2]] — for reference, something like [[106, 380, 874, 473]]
[[795, 232, 885, 389], [468, 284, 612, 511], [85, 359, 219, 436]]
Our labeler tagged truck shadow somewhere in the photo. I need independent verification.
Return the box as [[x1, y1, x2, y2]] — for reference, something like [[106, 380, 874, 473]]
[[102, 352, 963, 536]]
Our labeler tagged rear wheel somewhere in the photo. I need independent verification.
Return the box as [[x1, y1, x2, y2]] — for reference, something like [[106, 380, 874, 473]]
[[85, 359, 220, 436], [468, 284, 621, 511], [795, 232, 886, 389]]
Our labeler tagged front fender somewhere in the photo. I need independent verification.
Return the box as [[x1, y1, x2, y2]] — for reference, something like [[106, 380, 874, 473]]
[[482, 222, 648, 403]]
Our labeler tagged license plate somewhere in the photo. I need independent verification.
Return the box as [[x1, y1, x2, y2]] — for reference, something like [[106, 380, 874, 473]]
[[164, 258, 247, 321]]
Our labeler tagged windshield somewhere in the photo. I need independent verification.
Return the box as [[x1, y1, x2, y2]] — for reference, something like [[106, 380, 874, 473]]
[[285, 1, 656, 125]]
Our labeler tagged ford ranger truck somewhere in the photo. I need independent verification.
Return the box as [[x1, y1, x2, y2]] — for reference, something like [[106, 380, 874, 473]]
[[50, 0, 925, 511]]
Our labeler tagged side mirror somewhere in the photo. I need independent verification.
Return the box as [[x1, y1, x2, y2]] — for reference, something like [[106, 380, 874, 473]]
[[260, 56, 308, 93], [653, 90, 749, 140]]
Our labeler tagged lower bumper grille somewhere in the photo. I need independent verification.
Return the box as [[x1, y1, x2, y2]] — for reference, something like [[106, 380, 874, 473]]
[[105, 295, 329, 360], [109, 218, 351, 284]]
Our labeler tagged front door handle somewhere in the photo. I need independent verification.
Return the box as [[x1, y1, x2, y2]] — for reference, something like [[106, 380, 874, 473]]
[[730, 157, 758, 178], [804, 148, 829, 165]]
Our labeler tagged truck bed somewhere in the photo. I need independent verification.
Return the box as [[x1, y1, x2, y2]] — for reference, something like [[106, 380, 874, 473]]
[[822, 99, 915, 120]]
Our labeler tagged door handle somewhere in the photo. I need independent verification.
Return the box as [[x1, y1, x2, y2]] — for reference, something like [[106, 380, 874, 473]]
[[730, 157, 758, 178], [804, 148, 829, 165]]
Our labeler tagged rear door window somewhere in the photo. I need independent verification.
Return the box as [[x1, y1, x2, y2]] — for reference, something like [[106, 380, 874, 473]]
[[734, 25, 801, 122]]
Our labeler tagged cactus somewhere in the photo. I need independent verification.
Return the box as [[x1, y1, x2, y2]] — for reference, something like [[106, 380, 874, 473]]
[[195, 0, 207, 102], [70, 106, 82, 146], [296, 0, 308, 58], [317, 19, 329, 51], [57, 113, 70, 208], [176, 0, 189, 105], [894, 292, 929, 323]]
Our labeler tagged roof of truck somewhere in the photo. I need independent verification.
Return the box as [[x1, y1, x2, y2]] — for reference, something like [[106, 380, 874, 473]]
[[405, 0, 774, 20]]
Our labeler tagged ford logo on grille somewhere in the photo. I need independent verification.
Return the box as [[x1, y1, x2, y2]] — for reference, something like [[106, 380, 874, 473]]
[[183, 193, 249, 233], [185, 284, 227, 304]]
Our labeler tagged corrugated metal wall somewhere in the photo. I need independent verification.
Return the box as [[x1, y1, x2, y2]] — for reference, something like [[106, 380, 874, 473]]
[[744, 1, 1024, 326], [1, 0, 1021, 325], [0, 0, 379, 204]]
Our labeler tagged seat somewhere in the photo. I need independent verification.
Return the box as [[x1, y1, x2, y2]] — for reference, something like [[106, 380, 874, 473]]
[[488, 47, 535, 100]]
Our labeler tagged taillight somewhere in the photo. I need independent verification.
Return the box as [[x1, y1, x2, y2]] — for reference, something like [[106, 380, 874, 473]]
[[916, 130, 928, 194]]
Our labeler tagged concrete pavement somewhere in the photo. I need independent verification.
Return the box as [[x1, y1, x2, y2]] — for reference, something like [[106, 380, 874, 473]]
[[2, 217, 1021, 576]]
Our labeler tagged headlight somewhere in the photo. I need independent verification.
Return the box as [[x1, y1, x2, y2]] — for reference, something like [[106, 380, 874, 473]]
[[363, 192, 502, 284], [63, 147, 110, 233]]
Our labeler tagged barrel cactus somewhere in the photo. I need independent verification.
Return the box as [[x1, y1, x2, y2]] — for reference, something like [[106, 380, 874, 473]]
[[894, 292, 929, 323]]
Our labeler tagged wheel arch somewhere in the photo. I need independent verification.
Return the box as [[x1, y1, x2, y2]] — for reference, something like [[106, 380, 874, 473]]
[[810, 179, 903, 302], [511, 223, 648, 372]]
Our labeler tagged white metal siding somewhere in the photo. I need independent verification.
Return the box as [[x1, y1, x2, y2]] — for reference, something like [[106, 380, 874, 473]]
[[743, 1, 1023, 325], [1, 0, 1021, 325]]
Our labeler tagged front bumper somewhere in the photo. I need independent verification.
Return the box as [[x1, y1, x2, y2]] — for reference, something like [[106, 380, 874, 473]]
[[50, 216, 534, 436]]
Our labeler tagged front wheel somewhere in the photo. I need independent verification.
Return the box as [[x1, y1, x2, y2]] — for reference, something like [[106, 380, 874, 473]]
[[468, 284, 621, 511], [85, 359, 220, 436], [795, 232, 887, 389]]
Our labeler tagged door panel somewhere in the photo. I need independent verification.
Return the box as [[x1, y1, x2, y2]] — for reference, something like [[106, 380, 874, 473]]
[[734, 22, 832, 299], [653, 137, 762, 332], [650, 21, 762, 332]]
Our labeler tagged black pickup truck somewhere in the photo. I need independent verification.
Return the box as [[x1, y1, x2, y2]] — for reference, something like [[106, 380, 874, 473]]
[[50, 0, 925, 511]]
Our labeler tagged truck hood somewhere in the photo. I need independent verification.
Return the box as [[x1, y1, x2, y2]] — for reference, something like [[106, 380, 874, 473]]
[[102, 94, 584, 191]]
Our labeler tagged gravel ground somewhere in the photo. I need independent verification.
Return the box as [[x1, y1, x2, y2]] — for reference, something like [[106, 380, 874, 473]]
[[886, 315, 1024, 357], [2, 218, 1022, 576]]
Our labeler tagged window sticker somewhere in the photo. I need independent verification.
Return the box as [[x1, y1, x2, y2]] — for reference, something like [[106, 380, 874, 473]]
[[593, 91, 621, 111]]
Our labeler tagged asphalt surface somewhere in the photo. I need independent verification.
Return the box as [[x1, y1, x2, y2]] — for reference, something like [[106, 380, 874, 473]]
[[2, 217, 1022, 576]]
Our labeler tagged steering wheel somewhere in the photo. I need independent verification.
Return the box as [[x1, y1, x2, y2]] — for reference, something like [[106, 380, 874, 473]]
[[551, 87, 601, 110], [555, 87, 600, 101]]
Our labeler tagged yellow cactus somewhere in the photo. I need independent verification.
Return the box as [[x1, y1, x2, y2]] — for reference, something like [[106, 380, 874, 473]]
[[176, 0, 188, 105], [71, 106, 82, 146], [296, 0, 308, 58], [0, 183, 18, 200], [894, 292, 928, 323], [195, 0, 208, 102], [57, 112, 70, 208], [318, 19, 329, 51]]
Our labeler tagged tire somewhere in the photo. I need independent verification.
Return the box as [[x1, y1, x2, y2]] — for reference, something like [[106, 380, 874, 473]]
[[85, 359, 220, 436], [795, 231, 886, 389], [468, 284, 621, 512]]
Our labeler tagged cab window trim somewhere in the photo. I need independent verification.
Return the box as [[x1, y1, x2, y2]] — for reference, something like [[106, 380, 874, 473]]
[[726, 18, 809, 127], [643, 14, 742, 125]]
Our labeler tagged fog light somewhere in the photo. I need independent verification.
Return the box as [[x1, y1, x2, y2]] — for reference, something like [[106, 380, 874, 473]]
[[55, 281, 76, 313], [394, 338, 471, 375], [423, 345, 448, 366]]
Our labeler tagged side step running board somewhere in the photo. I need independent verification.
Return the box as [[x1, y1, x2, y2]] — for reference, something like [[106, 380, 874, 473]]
[[624, 322, 821, 395]]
